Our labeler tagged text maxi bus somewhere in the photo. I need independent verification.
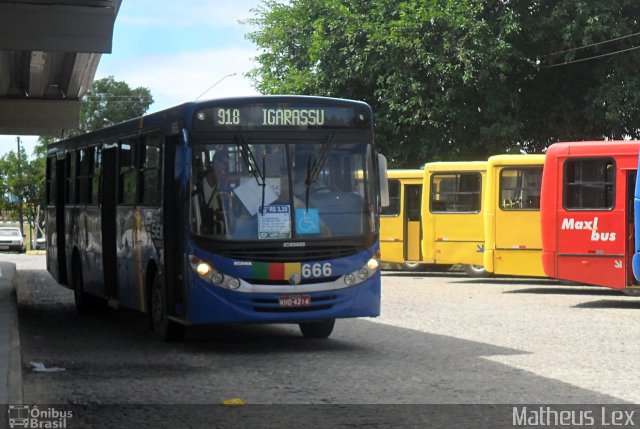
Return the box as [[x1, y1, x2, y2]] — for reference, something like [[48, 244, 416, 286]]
[[45, 96, 389, 340], [483, 154, 546, 278], [541, 140, 638, 292], [379, 169, 424, 270], [421, 161, 488, 277]]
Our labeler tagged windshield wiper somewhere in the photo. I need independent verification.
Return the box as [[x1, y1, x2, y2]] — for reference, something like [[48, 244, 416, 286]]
[[235, 134, 268, 215], [235, 135, 265, 188], [304, 134, 335, 211], [235, 135, 269, 215]]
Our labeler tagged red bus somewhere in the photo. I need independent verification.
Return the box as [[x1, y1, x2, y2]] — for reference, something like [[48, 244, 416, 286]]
[[540, 140, 639, 292]]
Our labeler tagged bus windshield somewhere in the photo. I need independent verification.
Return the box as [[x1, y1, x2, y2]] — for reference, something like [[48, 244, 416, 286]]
[[190, 137, 376, 241]]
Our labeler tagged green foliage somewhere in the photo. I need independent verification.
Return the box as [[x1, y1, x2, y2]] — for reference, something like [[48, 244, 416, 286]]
[[0, 138, 42, 229], [246, 0, 640, 167], [70, 75, 154, 137]]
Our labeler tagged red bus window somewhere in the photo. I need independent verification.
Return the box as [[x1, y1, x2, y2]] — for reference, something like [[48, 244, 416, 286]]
[[563, 158, 614, 210]]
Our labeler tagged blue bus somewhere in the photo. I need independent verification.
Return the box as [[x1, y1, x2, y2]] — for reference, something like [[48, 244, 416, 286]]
[[45, 96, 388, 340]]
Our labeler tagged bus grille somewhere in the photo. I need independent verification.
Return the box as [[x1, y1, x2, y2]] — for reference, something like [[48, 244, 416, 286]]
[[249, 276, 340, 286], [218, 245, 363, 262]]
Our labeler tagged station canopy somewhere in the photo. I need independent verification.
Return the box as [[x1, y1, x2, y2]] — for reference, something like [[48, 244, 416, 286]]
[[0, 0, 121, 136]]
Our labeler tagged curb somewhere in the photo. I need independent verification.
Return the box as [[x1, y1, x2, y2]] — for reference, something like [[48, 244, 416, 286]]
[[0, 262, 22, 429], [7, 285, 23, 405]]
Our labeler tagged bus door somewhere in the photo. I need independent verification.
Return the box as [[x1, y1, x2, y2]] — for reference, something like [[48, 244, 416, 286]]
[[493, 166, 544, 277], [101, 144, 118, 300], [627, 169, 637, 287], [556, 157, 623, 288], [49, 157, 68, 284], [430, 172, 484, 265], [115, 139, 137, 306], [379, 179, 403, 264], [404, 184, 422, 261]]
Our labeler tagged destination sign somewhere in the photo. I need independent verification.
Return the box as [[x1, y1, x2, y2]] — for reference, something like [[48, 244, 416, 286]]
[[193, 104, 370, 130]]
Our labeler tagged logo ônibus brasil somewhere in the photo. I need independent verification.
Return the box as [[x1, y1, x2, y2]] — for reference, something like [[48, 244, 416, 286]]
[[8, 405, 73, 428]]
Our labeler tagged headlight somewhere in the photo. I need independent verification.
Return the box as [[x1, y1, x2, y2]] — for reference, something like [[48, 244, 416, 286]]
[[189, 254, 241, 290], [367, 258, 379, 271], [343, 257, 379, 286], [196, 262, 212, 277]]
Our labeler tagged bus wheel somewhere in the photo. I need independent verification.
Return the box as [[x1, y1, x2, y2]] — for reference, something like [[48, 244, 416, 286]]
[[402, 262, 426, 271], [299, 319, 335, 339], [463, 264, 490, 278], [72, 257, 94, 315], [151, 273, 185, 341]]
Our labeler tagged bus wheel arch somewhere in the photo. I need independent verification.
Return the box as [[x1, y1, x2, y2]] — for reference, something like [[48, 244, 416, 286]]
[[150, 270, 185, 341]]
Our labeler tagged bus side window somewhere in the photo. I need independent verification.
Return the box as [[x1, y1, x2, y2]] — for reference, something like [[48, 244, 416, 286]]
[[139, 133, 162, 206], [77, 146, 95, 205], [92, 147, 101, 204], [381, 180, 400, 216], [564, 158, 615, 210], [118, 140, 137, 205], [65, 150, 75, 205]]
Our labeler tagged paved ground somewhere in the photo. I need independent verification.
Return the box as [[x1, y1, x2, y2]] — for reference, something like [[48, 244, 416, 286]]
[[376, 271, 640, 404], [5, 253, 640, 428]]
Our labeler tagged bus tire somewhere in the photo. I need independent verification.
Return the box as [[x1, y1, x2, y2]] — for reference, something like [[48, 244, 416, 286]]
[[463, 264, 490, 278], [402, 262, 426, 271], [151, 272, 185, 341], [299, 319, 335, 339], [72, 256, 96, 315]]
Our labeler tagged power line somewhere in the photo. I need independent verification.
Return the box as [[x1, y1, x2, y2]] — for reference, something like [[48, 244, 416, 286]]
[[541, 31, 640, 57], [542, 44, 640, 68]]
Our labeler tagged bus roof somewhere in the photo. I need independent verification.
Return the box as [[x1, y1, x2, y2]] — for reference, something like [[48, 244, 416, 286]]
[[487, 154, 545, 167], [47, 95, 373, 155], [423, 161, 487, 173], [386, 169, 424, 179], [545, 140, 640, 158]]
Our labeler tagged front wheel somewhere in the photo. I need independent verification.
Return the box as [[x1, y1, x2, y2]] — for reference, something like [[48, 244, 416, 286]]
[[72, 257, 101, 314], [151, 273, 185, 341], [299, 319, 335, 339], [464, 264, 491, 278]]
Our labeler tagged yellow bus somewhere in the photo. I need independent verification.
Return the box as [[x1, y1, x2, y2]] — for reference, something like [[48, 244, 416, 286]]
[[379, 169, 424, 270], [422, 161, 488, 277], [483, 154, 546, 277]]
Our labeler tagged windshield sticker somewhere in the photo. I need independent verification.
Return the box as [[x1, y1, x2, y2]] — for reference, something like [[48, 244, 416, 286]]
[[258, 205, 291, 239], [295, 208, 320, 234], [265, 177, 282, 197], [234, 179, 278, 216]]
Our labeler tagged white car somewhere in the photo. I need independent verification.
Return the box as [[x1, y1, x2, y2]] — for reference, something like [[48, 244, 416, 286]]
[[0, 227, 26, 253], [35, 235, 47, 250]]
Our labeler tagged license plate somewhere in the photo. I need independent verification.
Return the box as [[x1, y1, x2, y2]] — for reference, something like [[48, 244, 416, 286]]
[[0, 245, 8, 250], [278, 295, 311, 307]]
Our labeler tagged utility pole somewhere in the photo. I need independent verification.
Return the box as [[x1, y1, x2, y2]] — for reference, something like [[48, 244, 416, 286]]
[[16, 137, 24, 235]]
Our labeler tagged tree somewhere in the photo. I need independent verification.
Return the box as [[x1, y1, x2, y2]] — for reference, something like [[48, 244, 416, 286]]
[[0, 138, 35, 233], [65, 75, 154, 138], [246, 0, 640, 167]]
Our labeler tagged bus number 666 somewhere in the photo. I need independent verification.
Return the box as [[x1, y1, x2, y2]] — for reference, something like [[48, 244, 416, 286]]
[[302, 263, 332, 278]]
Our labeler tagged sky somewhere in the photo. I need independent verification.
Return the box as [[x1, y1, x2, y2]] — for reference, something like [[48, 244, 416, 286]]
[[0, 0, 262, 157]]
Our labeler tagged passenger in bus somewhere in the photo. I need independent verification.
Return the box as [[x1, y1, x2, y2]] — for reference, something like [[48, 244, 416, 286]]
[[198, 151, 230, 235], [292, 160, 331, 198]]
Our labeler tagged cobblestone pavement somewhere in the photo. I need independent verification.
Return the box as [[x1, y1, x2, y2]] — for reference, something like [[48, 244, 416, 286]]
[[4, 254, 639, 428], [376, 271, 640, 404]]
